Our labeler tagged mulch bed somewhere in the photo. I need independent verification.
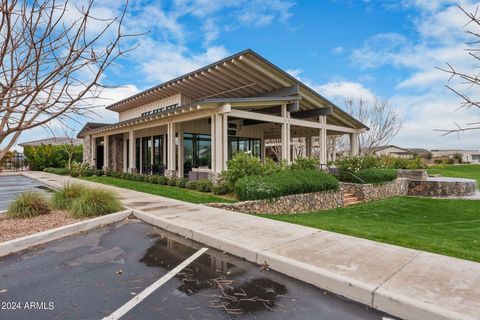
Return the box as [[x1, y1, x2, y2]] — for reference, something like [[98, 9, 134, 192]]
[[0, 211, 86, 242]]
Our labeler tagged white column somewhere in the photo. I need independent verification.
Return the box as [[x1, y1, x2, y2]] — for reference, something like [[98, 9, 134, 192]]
[[177, 123, 184, 178], [212, 113, 225, 173], [167, 122, 176, 172], [211, 114, 216, 172], [349, 132, 359, 156], [319, 116, 327, 164], [222, 114, 228, 170], [103, 135, 109, 170], [305, 136, 312, 158], [281, 104, 291, 164], [128, 130, 134, 173]]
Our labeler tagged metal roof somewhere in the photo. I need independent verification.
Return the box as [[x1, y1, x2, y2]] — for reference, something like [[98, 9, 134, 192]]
[[104, 49, 367, 130]]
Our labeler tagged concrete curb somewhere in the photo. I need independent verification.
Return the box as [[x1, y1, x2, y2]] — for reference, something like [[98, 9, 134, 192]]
[[131, 209, 373, 304], [0, 210, 132, 257], [22, 172, 63, 190]]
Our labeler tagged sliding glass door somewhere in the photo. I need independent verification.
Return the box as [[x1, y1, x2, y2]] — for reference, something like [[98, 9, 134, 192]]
[[183, 134, 211, 174]]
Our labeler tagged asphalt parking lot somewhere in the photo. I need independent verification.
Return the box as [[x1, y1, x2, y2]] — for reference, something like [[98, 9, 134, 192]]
[[0, 219, 396, 320], [0, 175, 53, 211]]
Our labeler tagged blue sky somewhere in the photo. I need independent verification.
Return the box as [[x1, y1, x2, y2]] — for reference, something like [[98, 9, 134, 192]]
[[15, 0, 480, 150]]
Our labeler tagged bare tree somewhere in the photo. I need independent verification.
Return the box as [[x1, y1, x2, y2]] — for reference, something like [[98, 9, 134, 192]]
[[436, 5, 480, 135], [0, 0, 137, 161], [343, 98, 404, 155], [54, 126, 81, 171]]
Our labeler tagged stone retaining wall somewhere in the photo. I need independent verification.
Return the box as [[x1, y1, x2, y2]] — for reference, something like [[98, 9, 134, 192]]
[[341, 178, 409, 202], [408, 179, 477, 197], [208, 190, 343, 214]]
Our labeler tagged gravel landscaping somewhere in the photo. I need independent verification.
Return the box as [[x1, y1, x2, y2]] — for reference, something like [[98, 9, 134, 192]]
[[0, 210, 86, 242]]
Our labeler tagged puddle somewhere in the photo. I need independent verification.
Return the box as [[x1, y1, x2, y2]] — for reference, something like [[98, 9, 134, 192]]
[[140, 233, 287, 315], [35, 185, 54, 192]]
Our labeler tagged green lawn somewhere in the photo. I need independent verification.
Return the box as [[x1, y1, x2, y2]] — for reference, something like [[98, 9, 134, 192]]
[[258, 197, 480, 262], [81, 176, 235, 204], [428, 164, 480, 186]]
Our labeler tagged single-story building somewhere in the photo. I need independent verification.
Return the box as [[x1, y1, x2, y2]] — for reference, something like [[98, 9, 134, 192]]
[[18, 137, 82, 148], [78, 49, 367, 181], [430, 149, 480, 164], [368, 145, 413, 158]]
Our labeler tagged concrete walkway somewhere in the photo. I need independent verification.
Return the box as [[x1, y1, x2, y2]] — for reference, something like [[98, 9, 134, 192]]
[[25, 172, 480, 320]]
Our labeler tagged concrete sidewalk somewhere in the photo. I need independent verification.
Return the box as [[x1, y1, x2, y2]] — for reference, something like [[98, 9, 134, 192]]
[[25, 172, 480, 320]]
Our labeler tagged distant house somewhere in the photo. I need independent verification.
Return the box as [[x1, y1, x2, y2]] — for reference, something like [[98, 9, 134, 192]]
[[405, 148, 431, 158], [19, 137, 82, 148], [430, 149, 480, 164], [369, 145, 413, 158]]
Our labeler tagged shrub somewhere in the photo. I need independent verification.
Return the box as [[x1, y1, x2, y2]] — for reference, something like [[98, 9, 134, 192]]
[[51, 183, 86, 210], [234, 169, 339, 201], [334, 156, 381, 174], [167, 178, 177, 186], [94, 169, 104, 177], [148, 176, 160, 184], [379, 156, 426, 169], [186, 180, 198, 190], [24, 144, 82, 171], [222, 152, 285, 187], [70, 170, 79, 177], [176, 178, 188, 188], [157, 176, 169, 185], [212, 183, 231, 195], [290, 157, 319, 171], [354, 168, 398, 184], [71, 189, 123, 218], [7, 192, 51, 218], [223, 153, 264, 186], [106, 170, 115, 177], [132, 175, 144, 181], [196, 179, 213, 192], [83, 169, 95, 177], [43, 167, 69, 175]]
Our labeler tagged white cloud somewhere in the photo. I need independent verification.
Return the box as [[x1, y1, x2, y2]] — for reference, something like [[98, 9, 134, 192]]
[[137, 42, 229, 83], [348, 1, 480, 149], [332, 46, 344, 54], [315, 81, 376, 103]]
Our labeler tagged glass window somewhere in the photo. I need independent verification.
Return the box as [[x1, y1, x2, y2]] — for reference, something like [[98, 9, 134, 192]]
[[228, 136, 261, 159], [153, 135, 164, 166], [142, 137, 152, 172], [135, 138, 141, 172], [183, 133, 211, 170]]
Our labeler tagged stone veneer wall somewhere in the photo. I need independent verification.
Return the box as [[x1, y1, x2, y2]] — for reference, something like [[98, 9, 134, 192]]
[[108, 134, 124, 171], [208, 190, 343, 214], [82, 136, 92, 165], [340, 178, 409, 202], [408, 179, 477, 197]]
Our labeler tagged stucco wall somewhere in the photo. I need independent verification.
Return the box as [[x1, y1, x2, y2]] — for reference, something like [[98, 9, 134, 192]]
[[208, 190, 343, 214], [340, 178, 409, 202]]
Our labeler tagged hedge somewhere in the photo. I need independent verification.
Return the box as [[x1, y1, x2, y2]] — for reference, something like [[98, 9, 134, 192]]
[[354, 168, 398, 184], [43, 167, 70, 175], [234, 169, 339, 201]]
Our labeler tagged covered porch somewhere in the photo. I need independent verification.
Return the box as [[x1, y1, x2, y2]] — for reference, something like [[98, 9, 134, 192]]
[[83, 96, 364, 181]]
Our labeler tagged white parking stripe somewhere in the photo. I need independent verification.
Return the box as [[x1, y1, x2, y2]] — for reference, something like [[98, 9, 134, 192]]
[[103, 247, 209, 320], [0, 200, 13, 203]]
